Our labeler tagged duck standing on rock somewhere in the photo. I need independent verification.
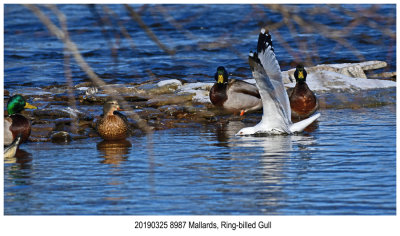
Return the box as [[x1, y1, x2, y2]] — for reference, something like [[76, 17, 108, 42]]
[[96, 99, 130, 141], [209, 66, 262, 116], [289, 65, 318, 119], [4, 94, 37, 146]]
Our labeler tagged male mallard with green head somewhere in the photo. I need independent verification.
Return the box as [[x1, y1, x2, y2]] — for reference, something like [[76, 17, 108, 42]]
[[289, 65, 318, 119], [96, 99, 130, 141], [209, 66, 262, 116], [4, 94, 37, 146]]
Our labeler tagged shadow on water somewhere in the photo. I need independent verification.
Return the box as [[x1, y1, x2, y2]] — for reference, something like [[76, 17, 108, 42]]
[[97, 139, 132, 165]]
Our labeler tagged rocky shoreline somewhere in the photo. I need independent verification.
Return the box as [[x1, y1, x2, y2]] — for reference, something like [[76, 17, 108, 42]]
[[4, 61, 396, 143]]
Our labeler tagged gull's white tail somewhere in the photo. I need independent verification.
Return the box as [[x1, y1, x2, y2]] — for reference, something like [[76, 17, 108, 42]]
[[289, 113, 320, 133]]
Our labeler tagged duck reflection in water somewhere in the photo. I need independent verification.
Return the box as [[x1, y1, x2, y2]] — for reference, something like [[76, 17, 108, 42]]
[[4, 147, 33, 164], [97, 139, 132, 165]]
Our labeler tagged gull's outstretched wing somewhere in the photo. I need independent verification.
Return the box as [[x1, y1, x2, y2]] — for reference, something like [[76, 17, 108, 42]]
[[256, 29, 291, 120], [247, 29, 291, 133]]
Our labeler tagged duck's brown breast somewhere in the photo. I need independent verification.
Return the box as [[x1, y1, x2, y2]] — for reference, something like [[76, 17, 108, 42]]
[[209, 83, 227, 107], [289, 83, 318, 117], [9, 114, 32, 143], [96, 115, 129, 140]]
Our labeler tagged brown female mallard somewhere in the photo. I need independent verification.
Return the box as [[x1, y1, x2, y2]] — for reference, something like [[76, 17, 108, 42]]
[[4, 94, 37, 146], [209, 66, 262, 116], [289, 65, 318, 119], [96, 100, 130, 141]]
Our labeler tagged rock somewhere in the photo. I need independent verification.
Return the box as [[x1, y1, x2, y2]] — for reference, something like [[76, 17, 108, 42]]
[[30, 123, 56, 139], [157, 79, 182, 87], [146, 94, 194, 107], [358, 61, 387, 71], [74, 81, 94, 89], [146, 84, 180, 95], [50, 131, 72, 143], [158, 105, 186, 117], [80, 93, 109, 104], [368, 72, 396, 80], [33, 107, 93, 120], [121, 94, 148, 102], [136, 107, 163, 120]]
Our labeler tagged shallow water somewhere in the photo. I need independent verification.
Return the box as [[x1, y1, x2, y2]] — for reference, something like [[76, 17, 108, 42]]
[[4, 4, 396, 91], [4, 106, 396, 215]]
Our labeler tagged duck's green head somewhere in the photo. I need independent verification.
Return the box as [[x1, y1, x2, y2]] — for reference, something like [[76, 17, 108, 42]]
[[215, 66, 229, 84], [294, 65, 307, 83], [7, 95, 37, 115]]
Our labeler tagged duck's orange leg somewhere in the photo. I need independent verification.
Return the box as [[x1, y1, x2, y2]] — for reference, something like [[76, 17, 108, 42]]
[[240, 110, 245, 116]]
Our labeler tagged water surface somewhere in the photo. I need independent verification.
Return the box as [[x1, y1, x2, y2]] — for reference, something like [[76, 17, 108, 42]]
[[4, 106, 396, 215]]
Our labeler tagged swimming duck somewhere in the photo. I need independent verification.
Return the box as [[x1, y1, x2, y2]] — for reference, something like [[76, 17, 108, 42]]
[[289, 65, 318, 119], [96, 99, 130, 140], [4, 94, 37, 145], [236, 29, 320, 136], [209, 66, 262, 116]]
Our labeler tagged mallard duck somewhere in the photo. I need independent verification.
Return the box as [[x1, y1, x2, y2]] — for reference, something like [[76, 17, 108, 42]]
[[209, 66, 262, 116], [289, 65, 318, 119], [96, 99, 130, 140], [236, 29, 320, 136], [4, 94, 37, 145]]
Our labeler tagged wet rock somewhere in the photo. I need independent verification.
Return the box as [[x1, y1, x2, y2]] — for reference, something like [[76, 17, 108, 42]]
[[74, 82, 94, 89], [51, 131, 72, 143], [80, 93, 109, 104], [33, 107, 93, 120], [4, 89, 10, 97], [146, 84, 180, 95], [368, 72, 396, 80], [158, 105, 186, 117], [53, 92, 81, 102], [136, 107, 163, 120], [184, 105, 215, 119], [30, 123, 56, 140], [100, 84, 141, 94], [54, 118, 74, 131], [121, 94, 148, 102], [146, 94, 194, 107]]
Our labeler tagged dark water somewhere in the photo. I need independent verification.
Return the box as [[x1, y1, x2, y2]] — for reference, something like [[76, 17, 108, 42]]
[[4, 4, 396, 90], [3, 4, 397, 215], [4, 106, 396, 215]]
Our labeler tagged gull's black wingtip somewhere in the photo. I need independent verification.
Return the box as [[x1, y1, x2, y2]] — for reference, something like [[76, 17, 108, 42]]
[[257, 28, 274, 53]]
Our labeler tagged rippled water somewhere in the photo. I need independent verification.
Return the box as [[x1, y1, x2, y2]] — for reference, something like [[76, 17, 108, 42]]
[[4, 106, 396, 215], [4, 4, 396, 90]]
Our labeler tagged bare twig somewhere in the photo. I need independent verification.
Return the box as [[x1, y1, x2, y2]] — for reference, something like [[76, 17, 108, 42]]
[[124, 4, 176, 56]]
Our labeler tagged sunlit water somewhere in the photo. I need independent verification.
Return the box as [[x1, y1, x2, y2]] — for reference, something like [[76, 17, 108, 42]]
[[4, 4, 396, 90], [4, 106, 396, 215]]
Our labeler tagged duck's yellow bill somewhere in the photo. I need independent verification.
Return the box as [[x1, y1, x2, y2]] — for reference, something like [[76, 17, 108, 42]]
[[298, 71, 304, 79], [217, 74, 224, 83], [24, 102, 37, 109]]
